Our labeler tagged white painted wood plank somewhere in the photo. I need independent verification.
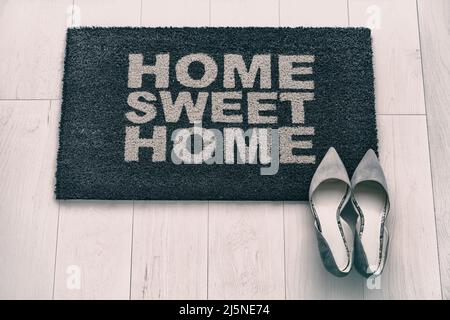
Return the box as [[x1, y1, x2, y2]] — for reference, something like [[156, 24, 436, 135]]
[[0, 100, 59, 299], [141, 0, 210, 26], [365, 115, 441, 299], [53, 201, 133, 299], [417, 0, 450, 299], [208, 202, 285, 299], [284, 202, 363, 299], [207, 0, 285, 300], [280, 0, 364, 300], [132, 0, 210, 300], [280, 0, 348, 27], [349, 0, 425, 114], [130, 202, 208, 299], [0, 0, 72, 99], [74, 0, 141, 26], [53, 1, 141, 299], [210, 0, 279, 26]]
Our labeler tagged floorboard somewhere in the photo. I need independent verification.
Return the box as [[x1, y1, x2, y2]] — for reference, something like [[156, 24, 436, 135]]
[[348, 0, 425, 115], [284, 202, 364, 299], [52, 0, 140, 299], [0, 100, 59, 299], [53, 201, 133, 299], [0, 0, 71, 99], [417, 0, 450, 299], [280, 0, 348, 27], [208, 202, 285, 299], [131, 202, 208, 299], [141, 0, 209, 26], [364, 115, 441, 299]]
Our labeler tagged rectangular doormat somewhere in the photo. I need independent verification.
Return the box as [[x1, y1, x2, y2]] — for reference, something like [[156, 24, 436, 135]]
[[56, 27, 377, 200]]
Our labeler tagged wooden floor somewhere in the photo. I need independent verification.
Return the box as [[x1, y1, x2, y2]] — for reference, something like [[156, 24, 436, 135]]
[[0, 0, 448, 300]]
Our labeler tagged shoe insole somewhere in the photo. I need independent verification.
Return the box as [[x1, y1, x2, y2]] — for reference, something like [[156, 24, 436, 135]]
[[353, 181, 387, 272], [312, 179, 349, 271]]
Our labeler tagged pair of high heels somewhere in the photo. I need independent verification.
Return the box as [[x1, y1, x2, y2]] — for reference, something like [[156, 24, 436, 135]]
[[309, 148, 390, 278]]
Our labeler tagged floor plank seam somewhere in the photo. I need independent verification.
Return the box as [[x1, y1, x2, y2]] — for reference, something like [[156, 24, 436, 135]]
[[278, 0, 281, 27], [208, 0, 211, 27], [139, 0, 143, 27], [346, 0, 351, 26], [71, 0, 75, 27], [415, 0, 444, 299]]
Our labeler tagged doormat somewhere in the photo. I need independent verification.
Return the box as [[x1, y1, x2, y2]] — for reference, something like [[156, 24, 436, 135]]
[[56, 27, 377, 200]]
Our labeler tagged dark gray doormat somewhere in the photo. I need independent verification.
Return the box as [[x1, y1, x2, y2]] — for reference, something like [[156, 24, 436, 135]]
[[56, 27, 377, 200]]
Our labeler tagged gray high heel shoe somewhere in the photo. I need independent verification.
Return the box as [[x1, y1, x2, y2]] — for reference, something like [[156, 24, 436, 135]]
[[351, 149, 390, 278], [309, 147, 353, 277]]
